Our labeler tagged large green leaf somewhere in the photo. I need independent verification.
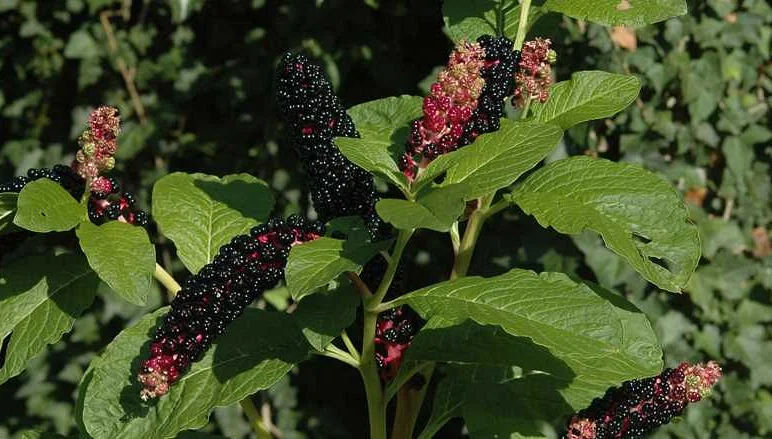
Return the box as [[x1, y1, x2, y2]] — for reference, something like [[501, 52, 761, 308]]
[[532, 71, 641, 130], [81, 308, 309, 439], [390, 269, 663, 406], [14, 179, 83, 232], [376, 184, 468, 232], [291, 286, 360, 351], [416, 365, 466, 439], [347, 95, 423, 130], [510, 156, 700, 292], [544, 0, 687, 27], [444, 120, 562, 200], [77, 221, 156, 305], [285, 236, 391, 302], [152, 172, 274, 274], [443, 0, 543, 43], [0, 192, 19, 235], [336, 96, 423, 193], [0, 253, 98, 384]]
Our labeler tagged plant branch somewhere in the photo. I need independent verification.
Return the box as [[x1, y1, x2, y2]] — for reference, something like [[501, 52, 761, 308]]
[[320, 345, 360, 368], [341, 329, 361, 362], [513, 0, 533, 51], [360, 309, 387, 439], [347, 271, 373, 299], [154, 263, 181, 296], [240, 397, 274, 439], [100, 10, 148, 124], [367, 228, 413, 309]]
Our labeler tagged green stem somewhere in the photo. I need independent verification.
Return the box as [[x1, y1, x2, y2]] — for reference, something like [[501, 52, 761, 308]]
[[153, 262, 181, 296], [359, 228, 414, 439], [520, 95, 533, 120], [513, 0, 533, 51], [240, 397, 273, 439], [366, 228, 414, 309], [320, 345, 360, 368], [496, 0, 505, 36], [341, 329, 361, 362], [361, 309, 387, 439]]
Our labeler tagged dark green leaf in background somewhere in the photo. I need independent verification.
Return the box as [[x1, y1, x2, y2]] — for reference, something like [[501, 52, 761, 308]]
[[152, 173, 274, 274], [0, 192, 19, 235], [442, 0, 543, 43], [0, 253, 98, 385], [291, 286, 360, 351]]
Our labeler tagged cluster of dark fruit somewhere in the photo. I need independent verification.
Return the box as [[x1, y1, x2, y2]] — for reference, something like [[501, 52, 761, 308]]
[[458, 35, 520, 144], [563, 362, 722, 439], [88, 177, 148, 227], [0, 165, 85, 198], [137, 215, 324, 400], [374, 306, 423, 381], [276, 51, 387, 238]]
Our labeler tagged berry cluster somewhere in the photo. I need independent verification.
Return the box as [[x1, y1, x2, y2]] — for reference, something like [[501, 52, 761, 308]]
[[374, 306, 423, 381], [400, 35, 520, 179], [138, 215, 324, 400], [276, 52, 385, 237], [72, 106, 121, 180], [563, 361, 722, 439], [88, 176, 148, 227], [512, 38, 556, 108], [0, 165, 85, 198]]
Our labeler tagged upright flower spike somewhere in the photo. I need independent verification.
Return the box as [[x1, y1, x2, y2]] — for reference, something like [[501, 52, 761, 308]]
[[137, 215, 324, 400], [400, 35, 520, 179], [72, 106, 121, 181], [512, 38, 556, 108], [563, 361, 722, 439], [276, 52, 387, 238]]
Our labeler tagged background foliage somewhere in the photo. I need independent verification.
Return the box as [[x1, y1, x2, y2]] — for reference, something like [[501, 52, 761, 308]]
[[0, 0, 770, 438]]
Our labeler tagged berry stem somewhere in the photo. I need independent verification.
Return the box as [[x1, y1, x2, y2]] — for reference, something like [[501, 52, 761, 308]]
[[347, 272, 373, 299], [153, 263, 181, 296], [366, 228, 414, 310], [513, 0, 533, 51], [320, 344, 360, 368], [341, 329, 361, 362], [239, 397, 274, 439]]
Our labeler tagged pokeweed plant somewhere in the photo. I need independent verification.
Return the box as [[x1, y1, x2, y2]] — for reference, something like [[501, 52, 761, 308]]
[[0, 1, 725, 438]]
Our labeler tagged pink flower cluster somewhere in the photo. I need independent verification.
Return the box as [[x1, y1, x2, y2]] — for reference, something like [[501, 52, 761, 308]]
[[512, 38, 556, 108], [400, 41, 486, 179], [72, 106, 121, 183]]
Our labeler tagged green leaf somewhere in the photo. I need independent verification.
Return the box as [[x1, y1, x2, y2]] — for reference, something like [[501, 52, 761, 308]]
[[335, 136, 410, 192], [0, 192, 19, 235], [347, 95, 423, 130], [14, 179, 83, 233], [544, 0, 687, 27], [532, 71, 641, 130], [76, 221, 156, 305], [0, 253, 98, 384], [416, 367, 466, 439], [81, 308, 309, 439], [291, 287, 359, 351], [390, 268, 663, 407], [510, 156, 700, 292], [443, 0, 544, 43], [285, 236, 391, 301], [336, 96, 423, 193], [376, 184, 468, 232], [152, 172, 274, 274], [444, 120, 563, 200]]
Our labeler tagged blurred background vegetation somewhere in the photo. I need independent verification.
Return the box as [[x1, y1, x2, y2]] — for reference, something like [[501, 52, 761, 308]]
[[0, 0, 770, 438]]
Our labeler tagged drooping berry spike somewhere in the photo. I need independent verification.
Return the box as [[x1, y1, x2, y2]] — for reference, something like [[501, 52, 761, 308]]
[[374, 305, 423, 381], [88, 176, 149, 227], [400, 35, 520, 179], [137, 215, 324, 400], [72, 106, 121, 180], [563, 361, 722, 439], [276, 52, 386, 238]]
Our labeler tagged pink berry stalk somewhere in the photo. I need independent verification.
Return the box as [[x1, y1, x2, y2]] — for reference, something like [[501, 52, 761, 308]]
[[72, 106, 121, 182]]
